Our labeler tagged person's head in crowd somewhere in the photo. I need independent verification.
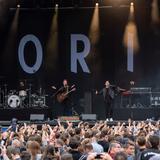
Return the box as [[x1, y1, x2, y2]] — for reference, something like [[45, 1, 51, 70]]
[[60, 133, 70, 145], [122, 128, 131, 138], [74, 135, 81, 142], [92, 129, 99, 137], [11, 118, 18, 132], [83, 143, 93, 154], [83, 122, 90, 130], [20, 151, 31, 160], [108, 141, 122, 159], [101, 128, 109, 136], [92, 132, 99, 142], [61, 153, 73, 160], [68, 137, 82, 160], [136, 136, 146, 150], [27, 140, 41, 159], [10, 147, 21, 160], [68, 130, 75, 137], [146, 135, 160, 149], [54, 139, 65, 155], [114, 152, 127, 160], [123, 140, 135, 156], [55, 132, 61, 139], [28, 135, 42, 146], [98, 132, 108, 144], [84, 130, 93, 139], [6, 146, 15, 159], [55, 139, 64, 148], [81, 139, 93, 153], [33, 135, 42, 146], [69, 137, 80, 150], [19, 146, 27, 153], [138, 130, 147, 137], [108, 135, 115, 143], [98, 132, 109, 152], [42, 145, 57, 160], [1, 131, 9, 144], [81, 138, 91, 153], [74, 127, 82, 136], [115, 138, 129, 152], [11, 139, 21, 148]]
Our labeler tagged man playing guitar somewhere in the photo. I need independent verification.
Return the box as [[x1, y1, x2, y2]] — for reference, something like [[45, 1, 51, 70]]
[[55, 79, 76, 116]]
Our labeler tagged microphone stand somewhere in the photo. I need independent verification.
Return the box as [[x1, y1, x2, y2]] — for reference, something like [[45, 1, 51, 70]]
[[28, 84, 32, 108], [4, 84, 8, 108]]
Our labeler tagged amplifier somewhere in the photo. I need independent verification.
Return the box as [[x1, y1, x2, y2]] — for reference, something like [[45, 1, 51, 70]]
[[80, 114, 97, 120], [150, 93, 160, 106]]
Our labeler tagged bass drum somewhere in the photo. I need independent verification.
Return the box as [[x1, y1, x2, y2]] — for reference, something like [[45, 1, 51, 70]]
[[8, 95, 20, 108]]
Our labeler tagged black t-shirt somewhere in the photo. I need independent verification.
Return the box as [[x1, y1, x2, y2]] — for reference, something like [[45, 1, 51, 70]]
[[98, 140, 109, 152], [140, 148, 160, 160], [69, 150, 82, 160]]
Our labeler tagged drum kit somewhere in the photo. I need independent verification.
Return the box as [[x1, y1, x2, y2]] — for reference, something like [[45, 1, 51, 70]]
[[0, 79, 47, 109]]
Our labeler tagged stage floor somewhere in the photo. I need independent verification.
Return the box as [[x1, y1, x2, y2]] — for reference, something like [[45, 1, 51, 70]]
[[0, 106, 159, 121]]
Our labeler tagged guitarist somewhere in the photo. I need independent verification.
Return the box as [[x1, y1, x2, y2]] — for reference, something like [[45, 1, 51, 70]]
[[56, 79, 75, 116]]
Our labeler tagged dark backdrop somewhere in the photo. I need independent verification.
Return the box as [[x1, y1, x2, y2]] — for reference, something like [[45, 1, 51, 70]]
[[0, 6, 160, 119]]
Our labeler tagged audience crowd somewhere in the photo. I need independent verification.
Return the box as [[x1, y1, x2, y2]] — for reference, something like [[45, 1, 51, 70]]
[[0, 119, 160, 160]]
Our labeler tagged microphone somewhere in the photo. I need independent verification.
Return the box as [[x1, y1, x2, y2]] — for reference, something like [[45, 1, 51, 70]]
[[110, 85, 116, 87]]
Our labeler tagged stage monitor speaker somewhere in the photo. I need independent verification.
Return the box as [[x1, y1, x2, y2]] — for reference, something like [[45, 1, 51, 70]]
[[30, 114, 44, 121], [81, 114, 97, 120]]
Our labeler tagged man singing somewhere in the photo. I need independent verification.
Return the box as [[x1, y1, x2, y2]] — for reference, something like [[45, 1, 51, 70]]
[[56, 79, 75, 116], [96, 80, 115, 121]]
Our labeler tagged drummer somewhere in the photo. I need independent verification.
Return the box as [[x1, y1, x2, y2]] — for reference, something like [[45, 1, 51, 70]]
[[18, 81, 27, 97]]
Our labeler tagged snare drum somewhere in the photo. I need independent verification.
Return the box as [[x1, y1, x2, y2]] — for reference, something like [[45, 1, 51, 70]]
[[8, 95, 20, 108], [19, 90, 27, 97]]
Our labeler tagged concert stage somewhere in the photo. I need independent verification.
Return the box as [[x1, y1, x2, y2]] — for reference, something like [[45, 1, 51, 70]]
[[0, 105, 159, 121]]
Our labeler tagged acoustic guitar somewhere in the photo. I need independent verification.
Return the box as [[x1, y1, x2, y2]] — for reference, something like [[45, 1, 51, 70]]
[[57, 88, 76, 103]]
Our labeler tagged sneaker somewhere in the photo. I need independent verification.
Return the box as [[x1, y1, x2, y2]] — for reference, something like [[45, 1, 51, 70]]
[[106, 118, 109, 121]]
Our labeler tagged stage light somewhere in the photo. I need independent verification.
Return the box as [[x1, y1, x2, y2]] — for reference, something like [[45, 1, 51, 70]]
[[87, 0, 100, 70], [89, 1, 100, 45], [17, 4, 20, 8], [46, 0, 59, 71], [123, 0, 139, 56], [151, 0, 159, 24], [96, 3, 99, 6]]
